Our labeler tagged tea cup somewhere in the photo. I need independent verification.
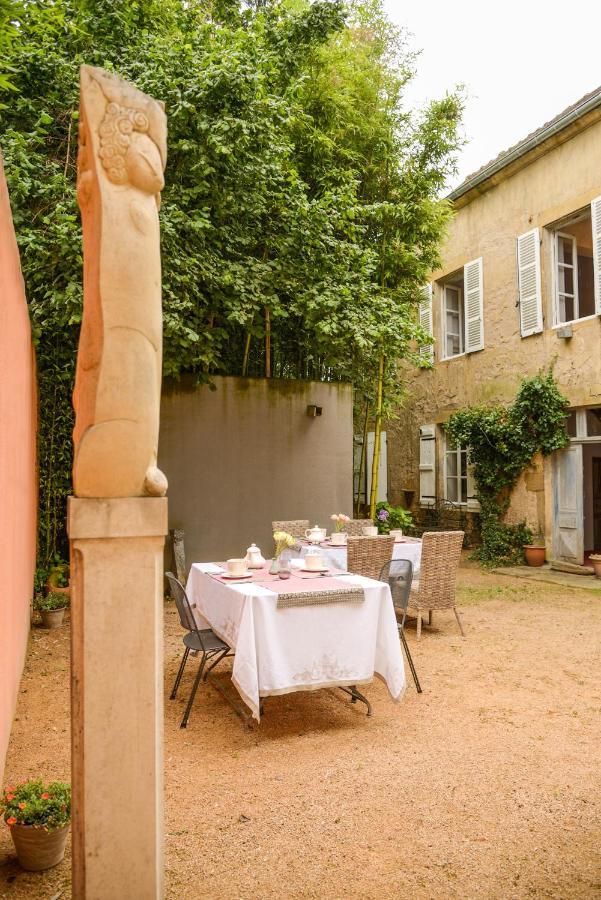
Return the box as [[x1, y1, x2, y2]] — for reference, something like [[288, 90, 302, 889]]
[[330, 532, 347, 546], [226, 558, 248, 577], [305, 552, 325, 571], [389, 529, 403, 539], [362, 525, 378, 537]]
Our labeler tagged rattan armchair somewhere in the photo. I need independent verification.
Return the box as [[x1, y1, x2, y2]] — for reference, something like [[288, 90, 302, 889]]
[[408, 531, 465, 640], [347, 535, 394, 579], [271, 519, 310, 540], [345, 518, 374, 536]]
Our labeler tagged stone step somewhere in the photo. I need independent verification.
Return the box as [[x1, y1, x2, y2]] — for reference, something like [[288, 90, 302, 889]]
[[549, 559, 594, 576]]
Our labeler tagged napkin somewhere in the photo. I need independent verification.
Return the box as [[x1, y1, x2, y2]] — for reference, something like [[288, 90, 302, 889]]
[[194, 562, 225, 574]]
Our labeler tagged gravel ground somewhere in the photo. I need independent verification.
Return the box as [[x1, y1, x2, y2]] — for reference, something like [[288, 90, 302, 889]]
[[2, 562, 601, 899]]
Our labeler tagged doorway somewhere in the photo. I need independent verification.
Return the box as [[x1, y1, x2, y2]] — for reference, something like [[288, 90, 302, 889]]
[[590, 456, 601, 552], [553, 410, 601, 563]]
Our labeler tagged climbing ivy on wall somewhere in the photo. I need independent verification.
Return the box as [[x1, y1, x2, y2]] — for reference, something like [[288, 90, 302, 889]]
[[445, 371, 570, 566]]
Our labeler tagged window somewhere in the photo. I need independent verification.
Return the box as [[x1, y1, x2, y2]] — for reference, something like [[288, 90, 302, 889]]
[[553, 210, 596, 324], [566, 407, 601, 440], [437, 258, 483, 360], [442, 282, 464, 358], [445, 442, 468, 504]]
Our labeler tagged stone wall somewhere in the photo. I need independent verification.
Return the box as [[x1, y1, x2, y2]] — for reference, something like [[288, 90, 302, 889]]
[[0, 154, 37, 784], [389, 114, 601, 533], [159, 376, 353, 567]]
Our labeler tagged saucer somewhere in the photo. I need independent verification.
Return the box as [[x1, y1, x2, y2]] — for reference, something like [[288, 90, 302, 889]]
[[301, 566, 329, 574], [221, 572, 253, 580]]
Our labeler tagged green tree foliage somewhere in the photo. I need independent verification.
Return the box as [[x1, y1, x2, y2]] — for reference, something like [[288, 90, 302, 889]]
[[0, 0, 462, 563], [445, 371, 570, 566]]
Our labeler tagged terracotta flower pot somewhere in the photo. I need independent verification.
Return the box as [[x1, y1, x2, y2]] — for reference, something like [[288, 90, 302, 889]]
[[44, 581, 70, 600], [10, 822, 69, 871], [40, 608, 66, 629], [588, 556, 601, 579], [524, 545, 545, 567]]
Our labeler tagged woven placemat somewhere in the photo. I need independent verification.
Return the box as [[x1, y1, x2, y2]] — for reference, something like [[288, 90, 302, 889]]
[[276, 587, 364, 609]]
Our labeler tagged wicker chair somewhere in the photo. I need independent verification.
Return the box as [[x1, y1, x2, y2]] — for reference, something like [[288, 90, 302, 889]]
[[408, 531, 465, 640], [345, 518, 374, 536], [347, 535, 394, 579], [271, 519, 310, 540]]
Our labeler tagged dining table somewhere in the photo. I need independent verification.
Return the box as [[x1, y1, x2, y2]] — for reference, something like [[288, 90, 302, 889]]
[[186, 562, 406, 723], [298, 535, 422, 575]]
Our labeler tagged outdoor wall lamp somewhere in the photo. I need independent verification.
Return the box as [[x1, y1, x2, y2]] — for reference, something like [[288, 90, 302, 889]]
[[306, 404, 323, 417]]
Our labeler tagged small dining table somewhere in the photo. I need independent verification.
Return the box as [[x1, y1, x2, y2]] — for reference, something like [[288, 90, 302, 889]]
[[298, 536, 422, 575], [186, 562, 406, 722]]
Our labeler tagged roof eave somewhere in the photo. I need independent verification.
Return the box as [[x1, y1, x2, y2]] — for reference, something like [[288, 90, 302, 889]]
[[448, 90, 601, 207]]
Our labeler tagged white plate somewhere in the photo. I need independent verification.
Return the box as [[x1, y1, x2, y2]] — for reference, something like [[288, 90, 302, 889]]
[[221, 572, 253, 580], [300, 567, 330, 574]]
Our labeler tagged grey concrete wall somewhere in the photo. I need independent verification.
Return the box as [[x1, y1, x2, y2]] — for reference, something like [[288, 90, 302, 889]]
[[159, 376, 353, 569]]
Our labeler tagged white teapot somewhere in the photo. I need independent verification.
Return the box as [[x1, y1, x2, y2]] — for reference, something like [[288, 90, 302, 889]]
[[245, 543, 266, 568], [305, 525, 327, 544]]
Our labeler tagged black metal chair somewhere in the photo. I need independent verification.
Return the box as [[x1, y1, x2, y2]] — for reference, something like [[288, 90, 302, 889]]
[[166, 572, 232, 728], [379, 559, 422, 693]]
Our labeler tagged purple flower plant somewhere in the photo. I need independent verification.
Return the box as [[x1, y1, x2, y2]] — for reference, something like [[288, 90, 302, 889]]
[[377, 509, 389, 521]]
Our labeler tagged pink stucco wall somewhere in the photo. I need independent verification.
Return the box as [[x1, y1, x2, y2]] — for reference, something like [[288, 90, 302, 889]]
[[0, 151, 37, 785]]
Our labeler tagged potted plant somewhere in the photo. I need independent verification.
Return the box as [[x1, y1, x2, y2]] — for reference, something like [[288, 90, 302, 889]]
[[45, 556, 70, 600], [588, 554, 601, 579], [34, 592, 70, 628], [524, 528, 546, 567], [375, 502, 413, 536], [1, 780, 71, 871]]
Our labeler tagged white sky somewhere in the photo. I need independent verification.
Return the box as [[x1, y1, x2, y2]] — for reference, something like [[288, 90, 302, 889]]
[[384, 0, 601, 190]]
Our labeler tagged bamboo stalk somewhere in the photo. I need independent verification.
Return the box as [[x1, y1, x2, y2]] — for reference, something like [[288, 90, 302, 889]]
[[264, 307, 271, 378], [241, 332, 251, 377], [355, 401, 370, 516], [369, 355, 384, 519]]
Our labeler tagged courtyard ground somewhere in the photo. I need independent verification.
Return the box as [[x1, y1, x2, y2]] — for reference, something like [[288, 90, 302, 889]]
[[2, 562, 601, 899]]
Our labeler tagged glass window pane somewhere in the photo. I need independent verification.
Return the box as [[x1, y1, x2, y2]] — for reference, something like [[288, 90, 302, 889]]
[[446, 478, 458, 502], [559, 236, 573, 265], [561, 295, 574, 322], [559, 267, 574, 295], [566, 410, 577, 437], [446, 452, 458, 476], [461, 477, 468, 504], [586, 408, 601, 436], [460, 450, 468, 477], [445, 288, 459, 311]]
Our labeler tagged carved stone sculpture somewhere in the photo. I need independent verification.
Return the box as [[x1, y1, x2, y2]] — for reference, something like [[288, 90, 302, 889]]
[[73, 65, 168, 497]]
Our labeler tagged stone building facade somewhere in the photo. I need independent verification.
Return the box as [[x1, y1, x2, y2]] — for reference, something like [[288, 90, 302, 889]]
[[388, 87, 601, 565]]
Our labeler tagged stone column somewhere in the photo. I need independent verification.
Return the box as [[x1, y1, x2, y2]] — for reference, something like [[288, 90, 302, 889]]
[[69, 497, 167, 899]]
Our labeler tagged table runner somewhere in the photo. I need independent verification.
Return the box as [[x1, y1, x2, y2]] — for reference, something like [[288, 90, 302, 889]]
[[187, 563, 406, 721], [297, 538, 423, 575]]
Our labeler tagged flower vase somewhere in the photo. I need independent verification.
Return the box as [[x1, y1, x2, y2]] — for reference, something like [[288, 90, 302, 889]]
[[269, 555, 280, 575]]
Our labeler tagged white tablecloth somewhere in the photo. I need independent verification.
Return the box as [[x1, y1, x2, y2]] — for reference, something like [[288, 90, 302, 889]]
[[186, 564, 406, 721], [298, 539, 422, 575]]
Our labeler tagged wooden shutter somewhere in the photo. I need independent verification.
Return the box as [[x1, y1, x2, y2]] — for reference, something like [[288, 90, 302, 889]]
[[463, 257, 484, 352], [592, 196, 601, 315], [419, 424, 436, 507], [517, 228, 543, 336], [419, 284, 434, 362]]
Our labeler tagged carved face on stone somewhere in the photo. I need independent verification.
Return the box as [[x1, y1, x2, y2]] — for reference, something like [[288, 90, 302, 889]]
[[125, 131, 164, 196]]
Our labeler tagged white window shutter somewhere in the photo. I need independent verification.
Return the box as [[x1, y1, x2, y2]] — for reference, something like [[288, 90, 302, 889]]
[[591, 196, 601, 315], [419, 424, 436, 507], [517, 228, 543, 336], [464, 257, 484, 352], [419, 284, 434, 362], [466, 457, 480, 512]]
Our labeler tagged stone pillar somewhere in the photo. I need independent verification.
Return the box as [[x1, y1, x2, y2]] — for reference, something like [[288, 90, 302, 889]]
[[69, 496, 167, 899]]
